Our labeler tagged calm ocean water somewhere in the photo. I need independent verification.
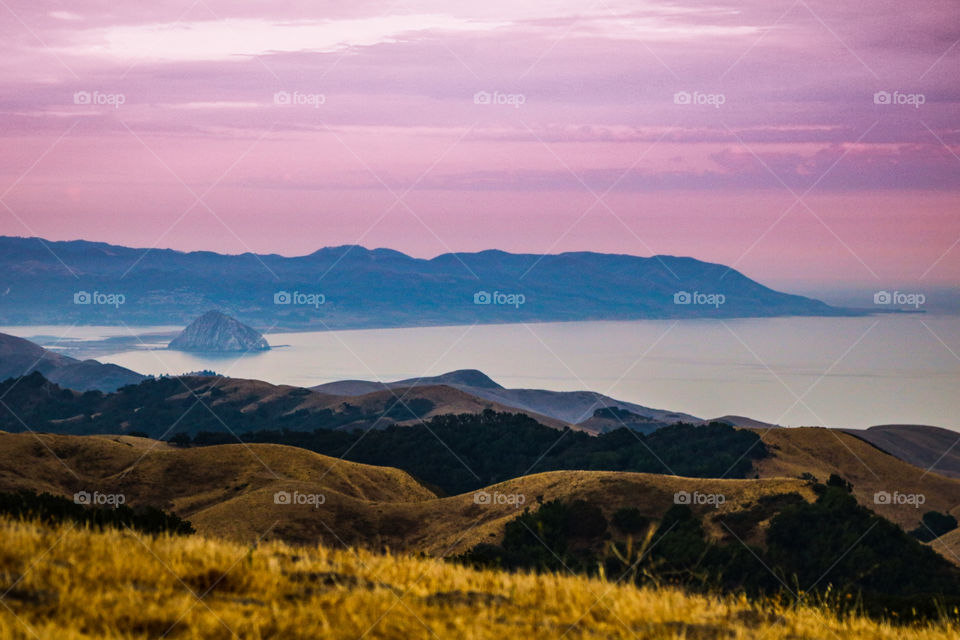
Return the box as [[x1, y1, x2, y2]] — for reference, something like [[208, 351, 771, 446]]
[[5, 316, 959, 429]]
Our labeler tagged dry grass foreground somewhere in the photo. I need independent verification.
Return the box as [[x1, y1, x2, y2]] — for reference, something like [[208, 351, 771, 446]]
[[2, 517, 960, 640]]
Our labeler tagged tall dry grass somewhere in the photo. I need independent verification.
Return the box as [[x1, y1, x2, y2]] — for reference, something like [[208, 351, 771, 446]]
[[0, 516, 957, 639]]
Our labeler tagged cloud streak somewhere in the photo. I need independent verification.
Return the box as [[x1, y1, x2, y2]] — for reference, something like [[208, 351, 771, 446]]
[[0, 0, 958, 287]]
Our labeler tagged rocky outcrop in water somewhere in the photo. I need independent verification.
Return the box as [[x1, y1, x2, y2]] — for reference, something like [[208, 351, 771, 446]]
[[168, 311, 270, 352]]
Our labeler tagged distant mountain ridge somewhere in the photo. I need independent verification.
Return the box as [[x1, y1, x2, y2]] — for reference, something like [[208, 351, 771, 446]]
[[0, 236, 859, 329], [312, 368, 700, 429], [313, 370, 505, 396]]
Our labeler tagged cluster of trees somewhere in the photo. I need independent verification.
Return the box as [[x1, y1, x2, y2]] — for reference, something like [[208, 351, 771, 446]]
[[909, 510, 959, 542], [457, 479, 960, 620], [0, 490, 195, 535], [0, 372, 105, 431], [184, 411, 768, 494]]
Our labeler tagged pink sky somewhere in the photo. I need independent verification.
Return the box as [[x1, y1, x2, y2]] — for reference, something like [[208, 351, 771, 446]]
[[1, 0, 958, 289]]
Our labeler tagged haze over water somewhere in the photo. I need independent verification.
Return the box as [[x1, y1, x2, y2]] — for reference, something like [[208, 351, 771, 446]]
[[7, 315, 958, 430]]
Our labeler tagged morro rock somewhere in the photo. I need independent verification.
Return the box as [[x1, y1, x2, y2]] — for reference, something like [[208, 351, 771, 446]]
[[168, 311, 270, 352]]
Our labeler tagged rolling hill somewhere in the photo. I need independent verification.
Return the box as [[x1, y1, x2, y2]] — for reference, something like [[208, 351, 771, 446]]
[[0, 331, 144, 392], [842, 424, 960, 479], [932, 527, 960, 565], [1, 428, 956, 557], [0, 370, 572, 437], [312, 369, 699, 428], [2, 333, 695, 434], [751, 427, 960, 531], [0, 431, 804, 553], [5, 425, 960, 622], [0, 365, 955, 541]]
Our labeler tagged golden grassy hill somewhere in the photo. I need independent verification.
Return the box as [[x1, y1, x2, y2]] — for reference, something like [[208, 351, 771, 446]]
[[931, 528, 960, 566], [0, 432, 435, 506], [194, 470, 816, 555], [751, 427, 960, 530], [2, 428, 958, 562], [2, 516, 959, 640], [0, 432, 815, 554]]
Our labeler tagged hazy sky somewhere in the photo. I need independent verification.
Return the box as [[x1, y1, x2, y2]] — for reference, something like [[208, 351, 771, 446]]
[[1, 0, 958, 289]]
